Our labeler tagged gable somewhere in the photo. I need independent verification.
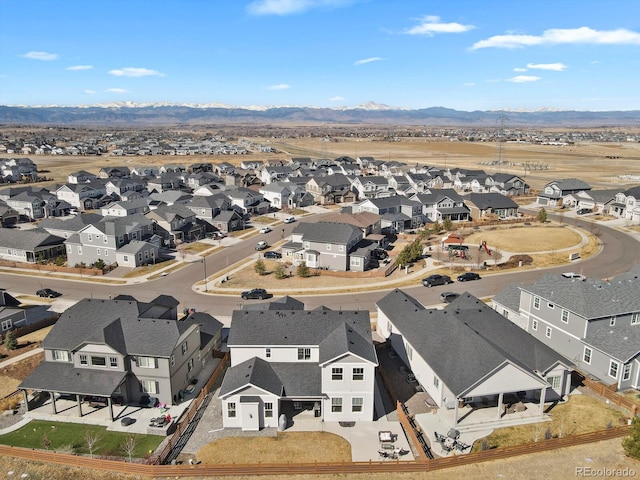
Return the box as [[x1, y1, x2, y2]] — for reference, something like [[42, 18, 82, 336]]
[[463, 362, 546, 397]]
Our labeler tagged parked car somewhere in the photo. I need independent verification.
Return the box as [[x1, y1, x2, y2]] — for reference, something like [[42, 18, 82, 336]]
[[422, 274, 453, 287], [241, 288, 268, 300], [562, 272, 586, 281], [440, 292, 460, 303], [576, 208, 592, 215], [283, 216, 295, 224], [264, 251, 282, 259], [259, 226, 272, 234], [372, 249, 388, 260], [457, 272, 481, 282], [211, 231, 226, 239], [255, 241, 269, 250], [36, 288, 62, 298]]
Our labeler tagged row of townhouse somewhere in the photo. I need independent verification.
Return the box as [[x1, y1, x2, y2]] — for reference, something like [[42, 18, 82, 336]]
[[492, 266, 640, 392], [0, 158, 38, 182]]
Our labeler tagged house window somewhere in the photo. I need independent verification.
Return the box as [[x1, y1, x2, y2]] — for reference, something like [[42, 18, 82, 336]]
[[339, 245, 344, 252], [583, 347, 592, 364], [503, 310, 509, 319], [170, 355, 175, 367], [610, 317, 616, 327], [331, 398, 342, 413], [138, 356, 156, 369], [266, 348, 271, 358], [77, 246, 82, 255], [548, 375, 562, 390], [109, 357, 118, 368], [105, 249, 108, 256], [623, 364, 632, 381], [332, 368, 343, 380], [532, 319, 538, 331], [79, 354, 87, 365], [561, 310, 569, 323], [351, 257, 361, 267], [188, 358, 194, 372], [632, 313, 640, 325], [352, 397, 363, 413], [91, 356, 106, 367], [293, 401, 303, 410], [97, 248, 101, 255], [546, 326, 552, 338], [53, 350, 70, 362], [406, 343, 413, 361], [297, 348, 311, 360], [141, 380, 158, 394], [1, 320, 12, 331], [227, 402, 236, 418], [88, 234, 92, 241], [104, 236, 108, 244], [533, 297, 540, 309], [609, 360, 619, 379], [181, 341, 188, 355], [433, 376, 439, 389], [548, 302, 554, 309], [353, 368, 364, 381], [265, 402, 273, 418], [123, 255, 128, 262]]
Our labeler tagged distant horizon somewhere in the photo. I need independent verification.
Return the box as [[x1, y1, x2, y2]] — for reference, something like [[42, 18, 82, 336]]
[[1, 1, 639, 111]]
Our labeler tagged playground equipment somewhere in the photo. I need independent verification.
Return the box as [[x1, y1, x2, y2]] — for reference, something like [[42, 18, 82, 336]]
[[480, 241, 492, 255]]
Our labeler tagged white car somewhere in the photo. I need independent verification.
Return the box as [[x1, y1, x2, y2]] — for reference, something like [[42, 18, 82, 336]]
[[562, 272, 586, 281], [283, 216, 295, 224], [259, 226, 272, 234]]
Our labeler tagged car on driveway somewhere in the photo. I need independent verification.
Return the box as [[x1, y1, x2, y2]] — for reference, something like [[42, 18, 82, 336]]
[[576, 208, 592, 215], [241, 288, 268, 300], [440, 292, 460, 303], [36, 288, 62, 298], [255, 241, 269, 250], [422, 274, 453, 287], [457, 272, 481, 282], [259, 226, 272, 234], [283, 216, 295, 224], [264, 251, 282, 259]]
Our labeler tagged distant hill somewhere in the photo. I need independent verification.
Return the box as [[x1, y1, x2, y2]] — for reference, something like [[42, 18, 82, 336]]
[[1, 104, 639, 127]]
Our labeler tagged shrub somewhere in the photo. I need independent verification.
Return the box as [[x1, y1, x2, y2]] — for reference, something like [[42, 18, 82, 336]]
[[254, 259, 266, 276], [296, 261, 310, 278], [274, 263, 287, 280], [54, 256, 66, 266], [94, 259, 105, 270], [537, 207, 547, 223], [4, 331, 17, 350], [0, 396, 21, 412], [623, 417, 640, 460]]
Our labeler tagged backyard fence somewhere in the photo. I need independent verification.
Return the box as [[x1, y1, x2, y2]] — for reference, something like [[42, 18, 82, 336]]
[[574, 370, 638, 417]]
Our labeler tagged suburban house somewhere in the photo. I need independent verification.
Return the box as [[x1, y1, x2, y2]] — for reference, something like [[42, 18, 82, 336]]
[[38, 213, 104, 240], [351, 176, 392, 200], [610, 186, 640, 223], [492, 267, 640, 391], [259, 182, 292, 210], [224, 187, 269, 215], [376, 289, 572, 429], [260, 165, 296, 184], [464, 193, 520, 220], [537, 178, 592, 206], [485, 173, 530, 196], [562, 189, 618, 213], [352, 196, 422, 233], [0, 288, 55, 335], [0, 158, 38, 182], [4, 191, 46, 220], [98, 166, 131, 179], [67, 170, 97, 184], [145, 204, 205, 246], [305, 175, 356, 205], [100, 198, 150, 217], [281, 221, 373, 272], [411, 189, 470, 223], [0, 202, 19, 226], [19, 296, 223, 420], [219, 305, 378, 430], [0, 228, 65, 263], [56, 181, 110, 211], [63, 214, 157, 267]]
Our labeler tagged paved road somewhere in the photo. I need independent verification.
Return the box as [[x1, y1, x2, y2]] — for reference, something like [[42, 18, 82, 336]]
[[1, 213, 639, 321]]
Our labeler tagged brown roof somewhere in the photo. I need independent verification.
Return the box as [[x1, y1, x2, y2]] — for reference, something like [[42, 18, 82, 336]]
[[320, 211, 381, 228]]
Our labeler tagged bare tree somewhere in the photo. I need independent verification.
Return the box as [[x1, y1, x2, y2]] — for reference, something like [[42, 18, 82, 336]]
[[120, 435, 138, 463], [84, 430, 101, 458]]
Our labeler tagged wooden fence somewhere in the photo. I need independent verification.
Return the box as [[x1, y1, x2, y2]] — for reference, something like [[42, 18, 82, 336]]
[[0, 425, 630, 477], [0, 314, 59, 342], [574, 370, 638, 417]]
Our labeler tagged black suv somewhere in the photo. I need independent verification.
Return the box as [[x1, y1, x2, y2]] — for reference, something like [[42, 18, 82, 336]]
[[422, 274, 453, 287], [241, 288, 268, 300], [263, 251, 282, 259], [36, 288, 62, 298], [457, 272, 481, 282]]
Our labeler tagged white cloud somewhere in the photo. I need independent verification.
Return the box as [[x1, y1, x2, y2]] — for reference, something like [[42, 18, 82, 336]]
[[472, 27, 640, 49], [83, 89, 96, 94], [513, 67, 527, 72], [266, 83, 290, 90], [106, 88, 128, 93], [508, 75, 541, 83], [66, 65, 93, 71], [463, 82, 475, 87], [108, 67, 165, 77], [354, 57, 383, 66], [329, 96, 345, 101], [21, 51, 59, 61], [247, 0, 354, 15], [526, 62, 567, 71], [405, 15, 475, 36]]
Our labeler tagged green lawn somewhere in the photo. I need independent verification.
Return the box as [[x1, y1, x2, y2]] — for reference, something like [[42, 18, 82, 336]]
[[0, 420, 163, 459]]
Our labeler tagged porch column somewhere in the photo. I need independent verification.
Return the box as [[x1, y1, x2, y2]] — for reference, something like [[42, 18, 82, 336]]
[[76, 395, 83, 417], [108, 398, 114, 421], [453, 398, 459, 426], [22, 390, 29, 412], [497, 392, 504, 419], [50, 392, 57, 414], [538, 387, 547, 415]]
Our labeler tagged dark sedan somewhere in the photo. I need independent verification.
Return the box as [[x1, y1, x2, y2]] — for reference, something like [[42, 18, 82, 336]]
[[263, 251, 282, 259], [457, 272, 481, 282], [36, 288, 62, 298], [422, 274, 453, 287]]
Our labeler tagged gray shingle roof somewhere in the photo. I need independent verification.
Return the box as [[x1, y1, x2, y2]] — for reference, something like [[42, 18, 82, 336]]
[[20, 362, 127, 396], [243, 296, 305, 311], [466, 193, 519, 209], [0, 228, 64, 250], [220, 357, 284, 397], [292, 222, 362, 244]]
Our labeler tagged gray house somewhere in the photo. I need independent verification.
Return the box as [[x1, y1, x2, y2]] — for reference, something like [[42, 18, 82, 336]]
[[0, 228, 65, 263], [492, 267, 640, 391], [19, 296, 223, 419], [537, 178, 592, 206]]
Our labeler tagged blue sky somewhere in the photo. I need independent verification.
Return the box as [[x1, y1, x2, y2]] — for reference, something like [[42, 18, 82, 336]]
[[1, 0, 639, 111]]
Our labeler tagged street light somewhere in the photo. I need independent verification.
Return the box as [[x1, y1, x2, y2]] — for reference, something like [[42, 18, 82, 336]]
[[202, 258, 208, 292]]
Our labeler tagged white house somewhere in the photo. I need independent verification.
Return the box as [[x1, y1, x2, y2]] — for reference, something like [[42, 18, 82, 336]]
[[219, 306, 378, 431]]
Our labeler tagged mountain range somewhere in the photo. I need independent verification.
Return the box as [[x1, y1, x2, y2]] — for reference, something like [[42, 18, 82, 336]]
[[1, 102, 639, 127]]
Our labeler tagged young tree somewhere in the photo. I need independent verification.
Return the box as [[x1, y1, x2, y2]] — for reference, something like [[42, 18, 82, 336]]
[[84, 430, 101, 458], [442, 217, 453, 231], [120, 435, 138, 463], [623, 417, 640, 460], [254, 259, 266, 276], [296, 261, 310, 278], [537, 207, 548, 223], [432, 220, 443, 234], [274, 263, 287, 280], [409, 239, 423, 262], [4, 331, 17, 351]]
